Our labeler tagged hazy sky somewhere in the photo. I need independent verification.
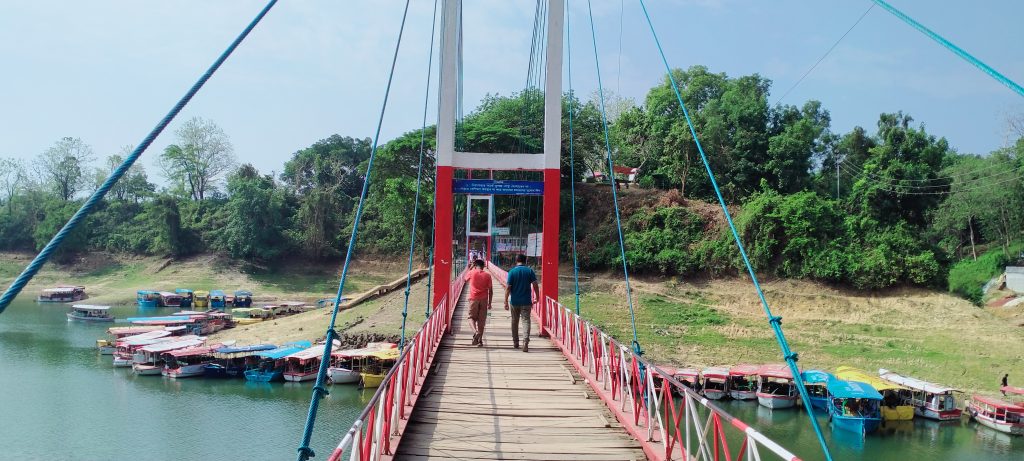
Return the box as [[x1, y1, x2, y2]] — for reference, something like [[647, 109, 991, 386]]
[[1, 0, 1022, 186]]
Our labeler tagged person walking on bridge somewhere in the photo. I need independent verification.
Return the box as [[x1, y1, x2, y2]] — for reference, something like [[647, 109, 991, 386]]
[[465, 259, 493, 347], [504, 254, 539, 352]]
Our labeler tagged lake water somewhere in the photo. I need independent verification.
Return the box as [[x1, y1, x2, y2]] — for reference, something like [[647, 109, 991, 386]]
[[2, 299, 1023, 460], [0, 299, 363, 460]]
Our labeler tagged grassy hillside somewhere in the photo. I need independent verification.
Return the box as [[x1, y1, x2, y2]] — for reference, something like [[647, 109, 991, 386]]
[[568, 271, 1023, 395]]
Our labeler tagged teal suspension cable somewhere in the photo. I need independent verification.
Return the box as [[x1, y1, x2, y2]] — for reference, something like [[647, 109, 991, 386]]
[[566, 0, 582, 315], [585, 0, 641, 355], [296, 1, 412, 459], [399, 0, 440, 351], [872, 0, 1024, 98], [636, 1, 832, 459]]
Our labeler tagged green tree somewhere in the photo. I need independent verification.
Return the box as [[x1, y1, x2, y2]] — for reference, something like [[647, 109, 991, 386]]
[[223, 164, 291, 261], [37, 137, 94, 201], [160, 117, 236, 201]]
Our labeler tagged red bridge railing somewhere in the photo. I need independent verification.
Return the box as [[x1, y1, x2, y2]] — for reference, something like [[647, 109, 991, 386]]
[[326, 267, 467, 461], [539, 295, 802, 461]]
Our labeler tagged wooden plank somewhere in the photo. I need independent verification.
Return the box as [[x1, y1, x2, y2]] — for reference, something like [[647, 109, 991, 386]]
[[392, 271, 643, 460]]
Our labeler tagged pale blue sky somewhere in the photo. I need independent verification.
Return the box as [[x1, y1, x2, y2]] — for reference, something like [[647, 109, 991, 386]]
[[1, 0, 1022, 185]]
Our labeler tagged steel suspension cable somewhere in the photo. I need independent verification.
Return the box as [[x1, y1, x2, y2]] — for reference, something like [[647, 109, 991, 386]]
[[566, 0, 582, 315], [636, 1, 833, 459], [296, 2, 412, 459], [872, 0, 1024, 99], [399, 0, 440, 350], [0, 0, 278, 315], [585, 0, 641, 355]]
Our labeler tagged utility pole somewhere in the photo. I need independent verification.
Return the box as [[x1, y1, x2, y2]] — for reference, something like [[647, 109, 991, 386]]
[[836, 157, 840, 200]]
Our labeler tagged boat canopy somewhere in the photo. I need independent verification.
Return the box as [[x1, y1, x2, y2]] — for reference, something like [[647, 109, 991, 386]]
[[655, 366, 677, 376], [702, 367, 729, 379], [827, 378, 883, 400], [367, 348, 400, 361], [1001, 386, 1024, 396], [836, 366, 903, 392], [175, 288, 193, 294], [974, 395, 1024, 410], [172, 311, 207, 316], [801, 370, 834, 384], [127, 315, 205, 322], [194, 290, 209, 296], [141, 337, 205, 353], [42, 287, 79, 294], [674, 368, 700, 379], [878, 369, 956, 394], [756, 364, 793, 380], [235, 290, 253, 296], [286, 344, 330, 363], [72, 304, 110, 311], [107, 326, 163, 336], [729, 364, 759, 376], [332, 343, 398, 359], [215, 344, 277, 354], [167, 345, 217, 357], [210, 290, 225, 297], [119, 330, 172, 343], [257, 341, 313, 360], [137, 290, 158, 295]]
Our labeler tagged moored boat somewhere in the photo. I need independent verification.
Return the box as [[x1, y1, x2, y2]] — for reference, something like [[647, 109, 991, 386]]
[[827, 377, 884, 435], [210, 290, 226, 309], [163, 345, 220, 379], [67, 305, 114, 322], [233, 290, 253, 307], [159, 291, 182, 308], [756, 364, 797, 409], [878, 368, 962, 421], [836, 366, 914, 421], [801, 370, 833, 411], [206, 344, 278, 378], [132, 336, 205, 373], [137, 290, 160, 308], [728, 364, 759, 400], [358, 344, 399, 388], [673, 368, 701, 394], [967, 394, 1024, 435], [96, 339, 116, 355], [38, 285, 85, 303], [176, 289, 194, 308], [701, 367, 730, 400], [243, 341, 312, 382], [283, 344, 331, 382], [328, 343, 396, 385], [193, 290, 210, 308]]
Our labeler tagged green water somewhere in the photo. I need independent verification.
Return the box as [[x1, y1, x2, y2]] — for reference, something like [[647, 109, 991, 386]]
[[0, 300, 364, 460], [3, 299, 1023, 460]]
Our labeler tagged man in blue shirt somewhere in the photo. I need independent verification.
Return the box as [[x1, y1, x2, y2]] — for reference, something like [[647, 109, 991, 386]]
[[504, 254, 539, 352]]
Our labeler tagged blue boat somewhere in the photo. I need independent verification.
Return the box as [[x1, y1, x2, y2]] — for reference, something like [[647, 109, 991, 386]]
[[243, 341, 312, 382], [233, 290, 253, 307], [137, 290, 160, 308], [802, 370, 833, 411], [210, 290, 226, 309], [176, 289, 194, 308], [827, 377, 884, 435], [206, 344, 279, 378]]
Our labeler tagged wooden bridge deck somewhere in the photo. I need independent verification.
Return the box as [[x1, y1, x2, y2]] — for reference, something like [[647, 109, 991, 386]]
[[394, 273, 646, 460]]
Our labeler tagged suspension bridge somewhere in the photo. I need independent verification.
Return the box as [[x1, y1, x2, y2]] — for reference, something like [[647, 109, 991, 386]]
[[2, 0, 1023, 460]]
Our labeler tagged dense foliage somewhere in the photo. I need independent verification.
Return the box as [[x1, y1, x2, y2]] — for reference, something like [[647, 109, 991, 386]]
[[3, 68, 1023, 302]]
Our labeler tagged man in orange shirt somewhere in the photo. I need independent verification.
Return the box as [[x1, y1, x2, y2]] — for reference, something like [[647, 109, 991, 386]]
[[465, 259, 493, 346]]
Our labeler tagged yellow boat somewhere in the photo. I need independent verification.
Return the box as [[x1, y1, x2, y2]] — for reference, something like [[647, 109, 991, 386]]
[[235, 317, 262, 325], [358, 347, 400, 388], [193, 290, 210, 308], [835, 366, 914, 420]]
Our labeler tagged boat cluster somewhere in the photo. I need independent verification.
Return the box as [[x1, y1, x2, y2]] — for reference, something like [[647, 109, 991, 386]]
[[658, 364, 1024, 436], [136, 289, 253, 309], [99, 325, 399, 387]]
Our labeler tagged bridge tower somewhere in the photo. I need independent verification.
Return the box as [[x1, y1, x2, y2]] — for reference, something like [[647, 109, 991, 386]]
[[431, 0, 563, 318]]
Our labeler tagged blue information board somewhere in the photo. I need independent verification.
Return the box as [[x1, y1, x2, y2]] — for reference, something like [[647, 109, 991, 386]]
[[453, 179, 544, 195]]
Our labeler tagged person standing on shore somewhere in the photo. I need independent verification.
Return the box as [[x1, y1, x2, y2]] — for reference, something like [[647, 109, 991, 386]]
[[1002, 373, 1009, 395], [504, 254, 539, 352], [465, 259, 493, 347]]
